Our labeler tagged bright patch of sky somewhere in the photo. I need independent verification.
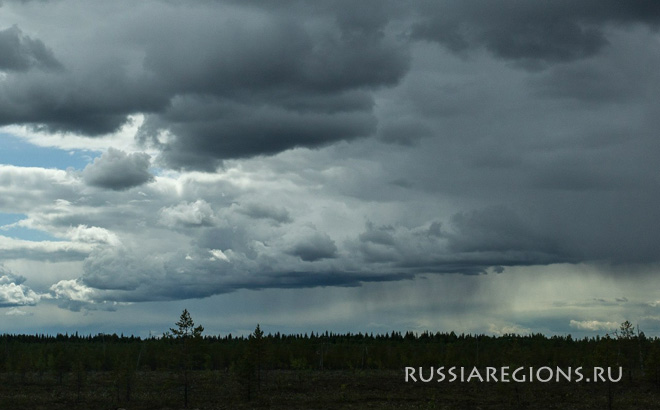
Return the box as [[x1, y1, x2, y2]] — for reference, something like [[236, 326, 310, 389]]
[[0, 226, 63, 242], [0, 133, 94, 170], [0, 213, 24, 227], [0, 213, 62, 242]]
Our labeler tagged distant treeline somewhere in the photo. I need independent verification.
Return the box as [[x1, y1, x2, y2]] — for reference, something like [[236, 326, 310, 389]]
[[1, 324, 659, 380], [1, 316, 660, 408]]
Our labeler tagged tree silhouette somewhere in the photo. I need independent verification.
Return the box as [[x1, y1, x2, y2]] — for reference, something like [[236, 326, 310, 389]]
[[618, 320, 635, 340], [170, 309, 204, 339], [250, 324, 265, 390], [170, 309, 204, 408], [617, 320, 638, 382]]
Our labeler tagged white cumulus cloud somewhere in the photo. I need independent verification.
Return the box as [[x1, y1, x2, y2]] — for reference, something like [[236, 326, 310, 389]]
[[65, 225, 121, 246], [569, 320, 619, 332], [0, 268, 41, 307], [159, 200, 215, 227], [50, 279, 97, 303]]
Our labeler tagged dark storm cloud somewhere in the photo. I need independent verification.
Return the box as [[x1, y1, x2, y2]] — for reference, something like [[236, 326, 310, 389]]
[[82, 148, 154, 190], [412, 0, 660, 68], [141, 98, 377, 170], [0, 25, 61, 71], [353, 216, 564, 277], [0, 0, 409, 168], [2, 0, 658, 166], [249, 270, 413, 290], [5, 0, 660, 311], [0, 64, 168, 135], [446, 206, 563, 256], [288, 232, 338, 262], [131, 1, 409, 169]]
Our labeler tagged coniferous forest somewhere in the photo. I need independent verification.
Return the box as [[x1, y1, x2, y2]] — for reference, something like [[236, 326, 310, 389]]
[[0, 312, 659, 409]]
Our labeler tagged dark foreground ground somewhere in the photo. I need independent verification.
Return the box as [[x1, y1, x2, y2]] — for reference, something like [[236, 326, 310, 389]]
[[0, 369, 658, 410]]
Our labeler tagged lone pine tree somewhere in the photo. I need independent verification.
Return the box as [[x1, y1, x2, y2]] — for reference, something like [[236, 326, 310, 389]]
[[169, 309, 204, 408], [170, 309, 205, 339]]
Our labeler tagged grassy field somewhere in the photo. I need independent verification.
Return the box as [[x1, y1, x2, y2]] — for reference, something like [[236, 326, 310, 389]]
[[0, 369, 658, 409]]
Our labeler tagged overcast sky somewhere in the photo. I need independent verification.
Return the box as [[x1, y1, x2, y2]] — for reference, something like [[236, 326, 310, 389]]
[[1, 0, 660, 337]]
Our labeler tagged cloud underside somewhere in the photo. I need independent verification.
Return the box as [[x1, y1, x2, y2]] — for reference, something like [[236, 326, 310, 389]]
[[2, 155, 658, 310], [46, 203, 633, 307]]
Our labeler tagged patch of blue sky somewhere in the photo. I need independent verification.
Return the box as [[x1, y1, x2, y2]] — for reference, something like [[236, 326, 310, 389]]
[[0, 213, 24, 227], [149, 166, 168, 177], [0, 133, 97, 170], [0, 213, 62, 242]]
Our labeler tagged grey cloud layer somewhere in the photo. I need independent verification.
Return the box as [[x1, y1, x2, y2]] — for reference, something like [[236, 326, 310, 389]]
[[0, 0, 409, 169], [1, 142, 658, 309], [1, 1, 660, 311], [413, 0, 660, 68], [3, 1, 657, 169], [0, 25, 61, 71]]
